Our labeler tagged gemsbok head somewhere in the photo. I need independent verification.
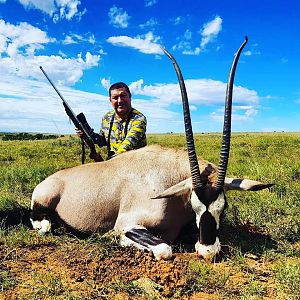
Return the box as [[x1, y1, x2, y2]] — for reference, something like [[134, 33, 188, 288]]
[[156, 36, 270, 259]]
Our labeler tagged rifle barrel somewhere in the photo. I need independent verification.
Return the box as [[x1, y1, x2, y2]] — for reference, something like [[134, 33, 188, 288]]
[[39, 65, 102, 162], [39, 66, 75, 116]]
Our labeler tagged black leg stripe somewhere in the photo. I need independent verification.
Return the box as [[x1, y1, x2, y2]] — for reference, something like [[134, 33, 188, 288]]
[[125, 228, 166, 247]]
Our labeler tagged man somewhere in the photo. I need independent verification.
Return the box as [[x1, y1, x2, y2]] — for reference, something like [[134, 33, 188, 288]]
[[77, 82, 147, 160]]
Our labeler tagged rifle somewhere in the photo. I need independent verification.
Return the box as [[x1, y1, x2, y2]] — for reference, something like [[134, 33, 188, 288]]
[[40, 66, 103, 163]]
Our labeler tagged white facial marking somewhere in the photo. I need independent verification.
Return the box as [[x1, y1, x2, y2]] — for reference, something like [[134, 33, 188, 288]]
[[190, 189, 225, 260], [190, 190, 226, 229], [190, 191, 206, 227], [30, 219, 42, 230], [38, 219, 51, 235], [207, 192, 226, 229], [195, 237, 221, 261]]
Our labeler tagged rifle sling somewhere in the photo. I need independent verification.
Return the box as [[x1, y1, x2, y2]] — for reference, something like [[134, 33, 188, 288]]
[[107, 109, 133, 159], [81, 139, 85, 164]]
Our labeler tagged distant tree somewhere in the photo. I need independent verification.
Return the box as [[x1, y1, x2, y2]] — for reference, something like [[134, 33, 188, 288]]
[[2, 133, 60, 141]]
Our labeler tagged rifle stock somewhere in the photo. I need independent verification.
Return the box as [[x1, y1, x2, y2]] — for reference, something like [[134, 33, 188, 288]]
[[40, 66, 103, 162]]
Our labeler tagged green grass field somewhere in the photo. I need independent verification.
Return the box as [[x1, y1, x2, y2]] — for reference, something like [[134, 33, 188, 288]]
[[0, 132, 299, 299]]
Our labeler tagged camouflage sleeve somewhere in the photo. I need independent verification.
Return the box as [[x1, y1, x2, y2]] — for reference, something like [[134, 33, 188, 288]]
[[115, 115, 147, 155], [98, 113, 112, 147]]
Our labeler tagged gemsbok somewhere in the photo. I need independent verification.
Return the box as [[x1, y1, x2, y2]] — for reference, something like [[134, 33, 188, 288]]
[[31, 36, 273, 261]]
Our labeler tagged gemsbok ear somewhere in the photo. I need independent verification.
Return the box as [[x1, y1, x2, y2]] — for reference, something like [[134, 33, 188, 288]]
[[224, 177, 274, 192], [152, 178, 192, 199]]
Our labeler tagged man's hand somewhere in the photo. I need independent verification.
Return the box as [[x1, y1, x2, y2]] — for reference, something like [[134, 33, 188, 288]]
[[75, 128, 104, 162], [75, 128, 84, 138], [90, 152, 104, 162]]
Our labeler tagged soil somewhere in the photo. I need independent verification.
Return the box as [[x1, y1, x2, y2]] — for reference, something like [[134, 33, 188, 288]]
[[0, 236, 283, 300], [0, 209, 290, 299]]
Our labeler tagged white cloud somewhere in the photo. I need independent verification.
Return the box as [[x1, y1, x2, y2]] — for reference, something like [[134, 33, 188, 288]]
[[18, 0, 55, 15], [139, 18, 159, 29], [200, 16, 222, 49], [0, 73, 183, 134], [101, 78, 111, 90], [129, 79, 144, 93], [0, 69, 263, 134], [126, 78, 260, 132], [243, 50, 252, 56], [0, 74, 110, 133], [172, 29, 201, 55], [184, 29, 192, 40], [88, 35, 96, 44], [145, 0, 157, 7], [211, 106, 258, 122], [84, 51, 100, 67], [56, 0, 84, 20], [243, 46, 261, 57], [182, 48, 201, 55], [171, 16, 184, 25], [108, 5, 130, 28], [107, 32, 163, 55], [172, 16, 222, 55], [0, 19, 54, 57], [128, 78, 259, 107], [63, 35, 77, 44], [58, 50, 67, 58], [63, 33, 96, 45], [17, 0, 86, 22], [0, 18, 263, 134], [0, 20, 101, 85], [0, 53, 100, 85]]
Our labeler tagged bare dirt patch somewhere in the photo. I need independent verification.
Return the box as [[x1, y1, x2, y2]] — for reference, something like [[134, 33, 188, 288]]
[[0, 235, 286, 300]]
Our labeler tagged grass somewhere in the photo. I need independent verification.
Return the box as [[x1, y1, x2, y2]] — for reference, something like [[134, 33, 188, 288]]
[[275, 260, 300, 300], [0, 132, 299, 299], [186, 259, 229, 293], [0, 269, 18, 292], [31, 270, 65, 298]]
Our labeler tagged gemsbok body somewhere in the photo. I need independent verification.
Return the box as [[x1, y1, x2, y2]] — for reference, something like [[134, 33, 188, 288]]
[[31, 37, 273, 260]]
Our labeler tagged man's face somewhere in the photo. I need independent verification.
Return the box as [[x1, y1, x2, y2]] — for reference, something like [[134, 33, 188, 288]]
[[110, 87, 132, 118]]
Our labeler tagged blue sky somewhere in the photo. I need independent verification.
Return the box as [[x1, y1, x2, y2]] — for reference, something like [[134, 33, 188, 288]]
[[0, 0, 299, 134]]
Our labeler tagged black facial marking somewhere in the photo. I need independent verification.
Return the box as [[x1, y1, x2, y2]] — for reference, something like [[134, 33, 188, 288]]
[[199, 210, 218, 245], [31, 203, 53, 221], [194, 186, 220, 208], [125, 228, 166, 247]]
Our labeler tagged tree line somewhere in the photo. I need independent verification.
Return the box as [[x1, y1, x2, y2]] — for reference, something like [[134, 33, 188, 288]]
[[1, 132, 62, 141]]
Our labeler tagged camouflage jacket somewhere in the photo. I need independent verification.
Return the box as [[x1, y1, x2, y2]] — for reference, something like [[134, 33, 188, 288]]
[[96, 108, 147, 157]]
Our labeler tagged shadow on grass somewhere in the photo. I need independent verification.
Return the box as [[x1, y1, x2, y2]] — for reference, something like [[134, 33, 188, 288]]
[[0, 207, 277, 258], [0, 205, 93, 240], [0, 206, 31, 228], [220, 222, 277, 256], [174, 220, 277, 259]]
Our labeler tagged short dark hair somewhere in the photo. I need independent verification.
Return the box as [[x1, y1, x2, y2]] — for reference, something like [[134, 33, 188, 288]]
[[109, 82, 131, 98]]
